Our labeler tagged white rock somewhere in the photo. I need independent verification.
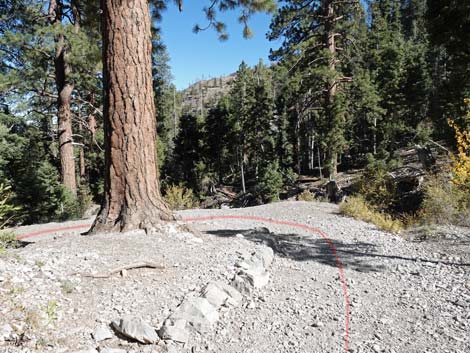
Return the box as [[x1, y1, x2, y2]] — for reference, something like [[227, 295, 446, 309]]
[[171, 297, 219, 333], [92, 325, 113, 342], [158, 318, 189, 343], [253, 246, 274, 268], [0, 324, 13, 342], [232, 267, 270, 295], [111, 317, 159, 344], [201, 282, 242, 308]]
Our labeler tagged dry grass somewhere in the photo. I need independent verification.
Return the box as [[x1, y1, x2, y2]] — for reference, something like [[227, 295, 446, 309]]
[[339, 196, 403, 233], [0, 231, 19, 254], [297, 190, 316, 202]]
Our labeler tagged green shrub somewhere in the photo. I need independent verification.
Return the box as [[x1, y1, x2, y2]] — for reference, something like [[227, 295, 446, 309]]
[[258, 161, 283, 202], [0, 183, 20, 228], [77, 183, 94, 217], [420, 175, 470, 226], [283, 168, 298, 186], [339, 196, 403, 233], [164, 184, 198, 210], [356, 154, 401, 210], [58, 188, 81, 221]]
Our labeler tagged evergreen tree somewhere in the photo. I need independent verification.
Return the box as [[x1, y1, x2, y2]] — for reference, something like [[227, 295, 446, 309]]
[[171, 113, 204, 192], [203, 98, 231, 184], [427, 0, 470, 131], [228, 61, 255, 192], [269, 0, 363, 177], [245, 60, 276, 181], [367, 0, 407, 153]]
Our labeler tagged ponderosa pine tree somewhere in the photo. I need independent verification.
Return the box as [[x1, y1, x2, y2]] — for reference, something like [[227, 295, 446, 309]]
[[1, 0, 102, 207], [48, 0, 78, 196], [89, 0, 276, 233]]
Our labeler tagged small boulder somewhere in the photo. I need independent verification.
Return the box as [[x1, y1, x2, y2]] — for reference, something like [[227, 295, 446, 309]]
[[201, 282, 242, 308], [253, 246, 274, 268], [111, 317, 159, 344], [93, 325, 113, 342], [232, 268, 270, 295], [171, 297, 219, 333], [158, 318, 189, 343]]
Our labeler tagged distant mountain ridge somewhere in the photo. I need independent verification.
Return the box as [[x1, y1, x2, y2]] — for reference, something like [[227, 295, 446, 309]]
[[180, 74, 236, 115]]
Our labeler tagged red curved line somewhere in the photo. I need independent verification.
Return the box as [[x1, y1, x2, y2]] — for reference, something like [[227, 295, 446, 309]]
[[15, 215, 350, 352], [183, 215, 350, 352], [16, 224, 91, 240]]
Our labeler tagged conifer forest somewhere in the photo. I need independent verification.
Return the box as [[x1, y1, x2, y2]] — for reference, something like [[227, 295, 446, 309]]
[[1, 0, 469, 230]]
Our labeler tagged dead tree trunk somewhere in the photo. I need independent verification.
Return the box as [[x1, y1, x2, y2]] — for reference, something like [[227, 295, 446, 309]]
[[49, 0, 77, 195], [89, 0, 173, 233]]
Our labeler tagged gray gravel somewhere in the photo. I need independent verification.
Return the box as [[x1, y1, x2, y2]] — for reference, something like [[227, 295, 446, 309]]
[[0, 201, 469, 353]]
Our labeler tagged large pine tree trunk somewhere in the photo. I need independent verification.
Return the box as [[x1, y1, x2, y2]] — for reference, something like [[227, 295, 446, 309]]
[[89, 0, 173, 233], [49, 0, 77, 195]]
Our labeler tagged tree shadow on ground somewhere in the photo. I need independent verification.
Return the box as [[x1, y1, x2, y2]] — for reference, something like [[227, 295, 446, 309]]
[[206, 228, 470, 272]]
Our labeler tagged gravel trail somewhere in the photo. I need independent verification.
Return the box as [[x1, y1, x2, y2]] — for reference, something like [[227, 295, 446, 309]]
[[0, 201, 469, 353]]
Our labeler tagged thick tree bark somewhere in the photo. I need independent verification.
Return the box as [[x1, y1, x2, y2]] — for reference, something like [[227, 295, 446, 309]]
[[49, 0, 77, 195], [89, 0, 173, 233]]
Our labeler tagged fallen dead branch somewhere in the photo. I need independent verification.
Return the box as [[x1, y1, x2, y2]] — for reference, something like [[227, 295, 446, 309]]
[[71, 261, 165, 279]]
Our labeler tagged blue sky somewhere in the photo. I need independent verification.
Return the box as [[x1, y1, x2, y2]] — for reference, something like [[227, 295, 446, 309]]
[[159, 3, 279, 90]]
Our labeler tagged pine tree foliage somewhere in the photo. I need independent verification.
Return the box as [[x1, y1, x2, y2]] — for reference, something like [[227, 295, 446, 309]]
[[1, 0, 470, 221]]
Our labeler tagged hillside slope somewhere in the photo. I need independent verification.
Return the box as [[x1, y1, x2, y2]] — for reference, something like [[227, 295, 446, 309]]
[[180, 74, 235, 115]]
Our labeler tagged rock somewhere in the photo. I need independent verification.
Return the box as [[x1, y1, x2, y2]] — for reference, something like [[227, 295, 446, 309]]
[[111, 317, 159, 344], [93, 325, 113, 342], [0, 324, 13, 342], [252, 246, 274, 268], [158, 318, 189, 343], [201, 281, 242, 308], [234, 246, 273, 283], [232, 267, 270, 295], [171, 297, 219, 333], [232, 274, 253, 295], [71, 350, 99, 353]]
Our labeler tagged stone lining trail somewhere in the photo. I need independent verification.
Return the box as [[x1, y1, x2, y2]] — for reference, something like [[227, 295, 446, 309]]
[[0, 201, 469, 353]]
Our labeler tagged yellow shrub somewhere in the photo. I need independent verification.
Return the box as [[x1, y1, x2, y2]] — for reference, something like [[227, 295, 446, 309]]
[[339, 196, 403, 233], [297, 190, 316, 202], [448, 98, 470, 187], [163, 184, 198, 210]]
